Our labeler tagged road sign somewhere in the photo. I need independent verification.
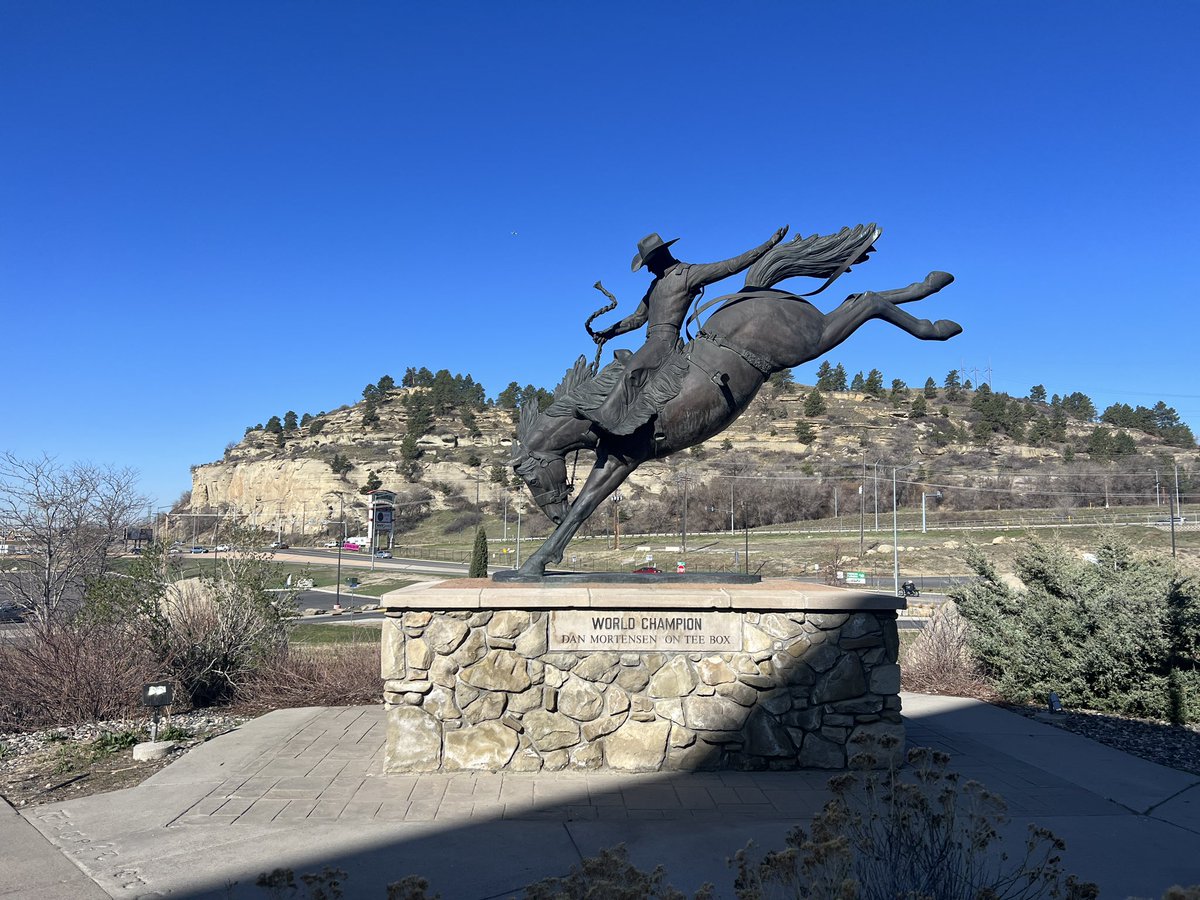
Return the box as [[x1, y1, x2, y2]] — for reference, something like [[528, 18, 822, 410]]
[[844, 571, 867, 585]]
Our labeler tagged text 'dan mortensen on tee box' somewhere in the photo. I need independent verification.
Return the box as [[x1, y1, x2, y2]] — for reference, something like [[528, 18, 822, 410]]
[[548, 611, 743, 651]]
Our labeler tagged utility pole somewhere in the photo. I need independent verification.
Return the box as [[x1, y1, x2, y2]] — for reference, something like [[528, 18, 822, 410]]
[[892, 466, 900, 597]]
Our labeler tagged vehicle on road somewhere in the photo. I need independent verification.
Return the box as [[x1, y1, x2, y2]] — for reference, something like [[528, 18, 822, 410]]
[[215, 544, 231, 552], [269, 541, 289, 550], [343, 542, 361, 551], [374, 550, 392, 559], [323, 540, 340, 548], [632, 566, 662, 574], [190, 546, 207, 554]]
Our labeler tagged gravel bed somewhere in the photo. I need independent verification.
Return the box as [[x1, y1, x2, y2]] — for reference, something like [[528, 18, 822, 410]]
[[0, 711, 247, 766], [1003, 704, 1200, 777]]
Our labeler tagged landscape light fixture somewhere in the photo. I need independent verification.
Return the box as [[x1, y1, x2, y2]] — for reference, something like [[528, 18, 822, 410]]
[[1048, 691, 1064, 714]]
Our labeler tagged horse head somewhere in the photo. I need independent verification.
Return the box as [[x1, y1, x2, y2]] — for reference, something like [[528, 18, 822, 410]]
[[511, 450, 570, 525]]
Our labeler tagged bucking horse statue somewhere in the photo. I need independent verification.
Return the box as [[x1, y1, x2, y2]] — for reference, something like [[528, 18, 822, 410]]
[[507, 224, 960, 577]]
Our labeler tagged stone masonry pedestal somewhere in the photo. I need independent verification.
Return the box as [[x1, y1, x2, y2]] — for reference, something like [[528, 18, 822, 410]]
[[379, 579, 905, 773]]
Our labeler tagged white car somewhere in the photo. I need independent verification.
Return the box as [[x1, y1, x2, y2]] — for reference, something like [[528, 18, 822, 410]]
[[323, 540, 340, 548], [215, 545, 231, 552]]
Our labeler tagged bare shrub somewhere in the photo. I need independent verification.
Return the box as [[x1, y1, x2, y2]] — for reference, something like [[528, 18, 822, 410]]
[[0, 624, 159, 732], [241, 643, 380, 709], [443, 511, 481, 534], [732, 746, 1097, 899], [901, 601, 992, 697]]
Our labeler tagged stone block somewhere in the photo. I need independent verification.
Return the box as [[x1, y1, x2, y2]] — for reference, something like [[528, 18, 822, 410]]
[[429, 655, 459, 687], [582, 712, 626, 741], [807, 613, 849, 630], [461, 691, 506, 725], [543, 749, 569, 771], [570, 742, 604, 769], [406, 638, 433, 670], [467, 610, 493, 628], [384, 679, 432, 694], [460, 649, 531, 692], [669, 724, 696, 748], [574, 652, 621, 683], [424, 685, 460, 719], [654, 698, 685, 725], [508, 685, 543, 713], [381, 619, 405, 679], [668, 740, 720, 770], [715, 680, 758, 707], [648, 656, 698, 698], [605, 720, 670, 771], [385, 705, 441, 772], [523, 710, 580, 752], [424, 616, 470, 653], [743, 624, 776, 653], [515, 619, 548, 657], [443, 720, 518, 770], [510, 746, 543, 771], [869, 663, 901, 695], [799, 732, 845, 769], [616, 665, 650, 693], [758, 613, 805, 640], [558, 674, 604, 721], [697, 656, 736, 685], [761, 690, 792, 716], [737, 673, 774, 690], [542, 652, 580, 671], [604, 685, 630, 715], [450, 627, 487, 666], [487, 610, 532, 639], [802, 642, 842, 673], [745, 710, 795, 758], [132, 741, 176, 761], [489, 636, 515, 650], [402, 611, 432, 628], [683, 694, 750, 732], [840, 613, 881, 640], [813, 655, 867, 704]]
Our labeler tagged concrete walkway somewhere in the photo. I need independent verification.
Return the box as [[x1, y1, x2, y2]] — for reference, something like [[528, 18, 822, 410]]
[[3, 695, 1199, 898]]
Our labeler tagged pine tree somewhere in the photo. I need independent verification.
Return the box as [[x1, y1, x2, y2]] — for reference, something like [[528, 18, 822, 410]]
[[923, 377, 938, 399], [265, 415, 283, 434], [377, 374, 396, 393], [794, 421, 816, 443], [300, 412, 313, 428], [831, 363, 848, 391], [1029, 384, 1047, 403], [850, 371, 865, 392], [943, 370, 961, 401], [864, 369, 885, 398], [468, 527, 489, 578], [890, 379, 908, 407], [804, 389, 827, 417], [815, 361, 834, 390], [283, 410, 298, 432], [910, 395, 927, 418]]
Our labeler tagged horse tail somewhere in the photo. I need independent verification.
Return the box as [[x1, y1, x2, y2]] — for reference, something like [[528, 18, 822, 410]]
[[743, 223, 881, 291], [515, 354, 593, 455]]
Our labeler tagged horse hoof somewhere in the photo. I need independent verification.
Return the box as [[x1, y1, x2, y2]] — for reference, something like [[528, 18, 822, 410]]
[[926, 271, 954, 290], [934, 319, 963, 339]]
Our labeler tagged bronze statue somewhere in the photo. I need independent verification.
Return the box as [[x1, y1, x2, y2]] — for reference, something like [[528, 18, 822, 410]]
[[508, 224, 960, 577]]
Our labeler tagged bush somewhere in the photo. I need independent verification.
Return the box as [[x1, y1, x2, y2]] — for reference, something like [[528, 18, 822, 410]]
[[901, 602, 991, 697], [731, 746, 1097, 899], [468, 527, 488, 578], [953, 538, 1200, 721], [0, 623, 159, 732]]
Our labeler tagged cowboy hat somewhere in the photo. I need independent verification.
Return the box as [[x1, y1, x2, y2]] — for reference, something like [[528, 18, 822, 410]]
[[631, 233, 679, 272]]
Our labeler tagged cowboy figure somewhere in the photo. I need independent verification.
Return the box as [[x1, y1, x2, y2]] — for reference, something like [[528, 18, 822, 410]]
[[584, 226, 788, 436]]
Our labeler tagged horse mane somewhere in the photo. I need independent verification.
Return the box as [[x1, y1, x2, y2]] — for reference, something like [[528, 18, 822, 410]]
[[744, 224, 881, 290], [516, 355, 626, 452]]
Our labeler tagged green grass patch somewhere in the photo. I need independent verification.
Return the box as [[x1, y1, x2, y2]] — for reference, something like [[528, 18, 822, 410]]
[[288, 623, 382, 645], [344, 579, 416, 598]]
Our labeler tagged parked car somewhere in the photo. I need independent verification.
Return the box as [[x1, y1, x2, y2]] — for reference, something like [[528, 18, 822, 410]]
[[343, 542, 361, 551], [374, 550, 392, 559], [269, 541, 289, 550], [323, 540, 340, 548], [189, 546, 207, 554], [632, 566, 662, 574], [215, 544, 231, 552]]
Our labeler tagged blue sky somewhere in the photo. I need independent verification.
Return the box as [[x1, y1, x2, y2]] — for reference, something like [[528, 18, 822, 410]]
[[2, 2, 1198, 507]]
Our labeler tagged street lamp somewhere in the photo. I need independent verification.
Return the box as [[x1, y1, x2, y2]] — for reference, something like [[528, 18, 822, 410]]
[[610, 491, 623, 549], [514, 504, 524, 569], [921, 490, 942, 533], [327, 508, 348, 611], [892, 462, 919, 596]]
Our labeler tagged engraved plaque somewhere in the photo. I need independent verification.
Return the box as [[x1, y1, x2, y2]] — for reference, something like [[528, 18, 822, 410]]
[[548, 610, 743, 652]]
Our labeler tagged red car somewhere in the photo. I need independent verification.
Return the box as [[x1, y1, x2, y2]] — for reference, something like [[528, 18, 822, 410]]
[[632, 566, 662, 574]]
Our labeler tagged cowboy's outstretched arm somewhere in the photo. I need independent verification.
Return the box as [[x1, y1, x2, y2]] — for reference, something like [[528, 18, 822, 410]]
[[689, 226, 788, 287], [595, 296, 649, 341]]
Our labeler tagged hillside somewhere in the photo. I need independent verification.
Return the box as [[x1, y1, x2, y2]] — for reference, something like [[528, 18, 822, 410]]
[[187, 367, 1197, 543]]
